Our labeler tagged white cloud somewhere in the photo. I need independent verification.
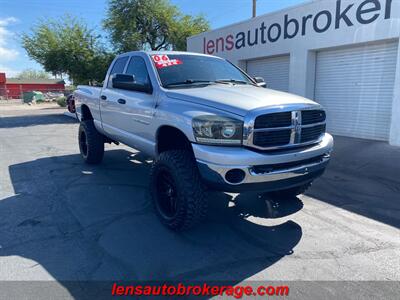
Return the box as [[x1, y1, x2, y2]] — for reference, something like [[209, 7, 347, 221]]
[[0, 17, 20, 63], [0, 64, 20, 77], [0, 47, 19, 60], [0, 17, 18, 27]]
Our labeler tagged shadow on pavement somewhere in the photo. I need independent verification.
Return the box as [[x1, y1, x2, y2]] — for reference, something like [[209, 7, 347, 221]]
[[306, 136, 400, 228], [0, 149, 302, 298], [0, 113, 76, 128]]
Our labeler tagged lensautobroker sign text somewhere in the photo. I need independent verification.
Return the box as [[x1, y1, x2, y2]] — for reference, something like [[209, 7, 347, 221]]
[[203, 0, 394, 54]]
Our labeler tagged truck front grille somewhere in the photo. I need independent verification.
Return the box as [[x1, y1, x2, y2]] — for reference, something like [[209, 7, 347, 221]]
[[253, 129, 292, 147], [254, 112, 291, 129], [251, 109, 326, 150], [301, 124, 326, 143], [301, 110, 326, 125]]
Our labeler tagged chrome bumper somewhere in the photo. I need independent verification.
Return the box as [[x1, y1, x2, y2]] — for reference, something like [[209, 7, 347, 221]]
[[193, 133, 333, 192]]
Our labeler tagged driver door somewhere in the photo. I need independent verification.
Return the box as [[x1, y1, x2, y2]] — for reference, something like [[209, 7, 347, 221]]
[[101, 55, 156, 151], [116, 56, 156, 151]]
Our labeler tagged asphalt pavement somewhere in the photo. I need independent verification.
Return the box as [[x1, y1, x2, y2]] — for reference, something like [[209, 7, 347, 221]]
[[0, 104, 399, 299]]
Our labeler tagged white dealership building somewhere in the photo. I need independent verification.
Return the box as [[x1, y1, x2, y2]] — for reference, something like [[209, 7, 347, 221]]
[[188, 0, 400, 145]]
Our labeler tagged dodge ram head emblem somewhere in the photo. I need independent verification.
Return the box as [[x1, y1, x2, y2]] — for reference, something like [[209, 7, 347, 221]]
[[291, 111, 302, 144]]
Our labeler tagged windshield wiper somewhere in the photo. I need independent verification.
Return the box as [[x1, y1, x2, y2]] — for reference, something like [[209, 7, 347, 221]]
[[164, 79, 214, 88], [214, 79, 250, 85]]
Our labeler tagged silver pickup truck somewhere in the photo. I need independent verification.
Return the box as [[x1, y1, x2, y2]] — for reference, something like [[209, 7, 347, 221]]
[[74, 51, 333, 231]]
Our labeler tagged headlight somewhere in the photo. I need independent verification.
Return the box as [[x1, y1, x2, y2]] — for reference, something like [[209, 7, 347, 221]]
[[192, 115, 243, 145]]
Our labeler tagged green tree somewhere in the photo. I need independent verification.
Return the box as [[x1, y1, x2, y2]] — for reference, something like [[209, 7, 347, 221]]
[[22, 16, 113, 85], [104, 0, 210, 52], [170, 15, 210, 51], [17, 69, 51, 79]]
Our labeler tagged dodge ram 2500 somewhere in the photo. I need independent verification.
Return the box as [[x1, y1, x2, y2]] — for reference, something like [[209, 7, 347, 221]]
[[74, 51, 333, 231]]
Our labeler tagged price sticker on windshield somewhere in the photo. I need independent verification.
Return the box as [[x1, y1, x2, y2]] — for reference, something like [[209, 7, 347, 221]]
[[151, 55, 182, 68]]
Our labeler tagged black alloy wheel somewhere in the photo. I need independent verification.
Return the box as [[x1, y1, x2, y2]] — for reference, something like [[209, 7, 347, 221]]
[[155, 168, 179, 220], [150, 150, 208, 231]]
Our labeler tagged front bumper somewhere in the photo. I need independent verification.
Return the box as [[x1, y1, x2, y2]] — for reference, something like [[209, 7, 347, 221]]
[[193, 133, 333, 192]]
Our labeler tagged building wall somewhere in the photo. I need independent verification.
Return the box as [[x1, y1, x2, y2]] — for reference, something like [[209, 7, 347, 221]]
[[187, 0, 400, 145], [0, 72, 65, 99], [4, 83, 65, 99], [0, 73, 6, 97]]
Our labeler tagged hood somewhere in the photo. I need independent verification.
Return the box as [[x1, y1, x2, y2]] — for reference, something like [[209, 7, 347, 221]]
[[165, 84, 319, 116]]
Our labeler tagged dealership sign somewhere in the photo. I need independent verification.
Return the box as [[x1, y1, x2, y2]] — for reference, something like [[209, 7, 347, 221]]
[[203, 0, 394, 54]]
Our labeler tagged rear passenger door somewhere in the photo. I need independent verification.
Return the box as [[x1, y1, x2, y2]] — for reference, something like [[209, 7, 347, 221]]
[[100, 56, 129, 138]]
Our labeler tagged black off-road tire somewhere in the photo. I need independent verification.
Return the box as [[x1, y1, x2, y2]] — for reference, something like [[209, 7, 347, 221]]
[[150, 150, 208, 231], [78, 120, 104, 164], [268, 182, 312, 198]]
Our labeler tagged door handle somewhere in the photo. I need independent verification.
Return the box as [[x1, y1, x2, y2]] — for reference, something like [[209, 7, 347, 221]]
[[117, 99, 126, 104], [100, 95, 107, 100]]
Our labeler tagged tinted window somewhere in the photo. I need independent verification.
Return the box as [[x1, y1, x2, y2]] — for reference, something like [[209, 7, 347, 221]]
[[152, 55, 252, 87], [108, 56, 128, 87], [125, 56, 150, 86]]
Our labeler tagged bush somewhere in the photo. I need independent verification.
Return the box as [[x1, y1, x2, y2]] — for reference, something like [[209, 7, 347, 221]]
[[56, 96, 67, 107]]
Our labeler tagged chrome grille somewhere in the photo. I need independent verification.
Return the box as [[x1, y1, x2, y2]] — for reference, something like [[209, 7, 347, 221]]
[[254, 112, 291, 129], [253, 129, 292, 147], [250, 109, 326, 150], [301, 124, 326, 143], [302, 110, 326, 125]]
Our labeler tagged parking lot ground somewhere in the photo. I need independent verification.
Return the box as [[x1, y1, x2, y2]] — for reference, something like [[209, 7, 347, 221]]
[[0, 106, 399, 297]]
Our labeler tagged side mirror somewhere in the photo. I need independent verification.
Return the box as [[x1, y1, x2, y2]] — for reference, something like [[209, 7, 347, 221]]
[[112, 73, 152, 94], [253, 76, 267, 88]]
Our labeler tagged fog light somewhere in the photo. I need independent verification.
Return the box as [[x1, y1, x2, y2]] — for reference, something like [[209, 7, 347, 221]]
[[225, 169, 246, 184]]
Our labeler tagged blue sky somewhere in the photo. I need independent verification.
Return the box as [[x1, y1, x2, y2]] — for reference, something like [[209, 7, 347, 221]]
[[0, 0, 305, 77]]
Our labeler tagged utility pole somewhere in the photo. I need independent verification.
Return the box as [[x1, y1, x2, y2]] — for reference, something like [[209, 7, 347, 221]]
[[252, 0, 257, 18]]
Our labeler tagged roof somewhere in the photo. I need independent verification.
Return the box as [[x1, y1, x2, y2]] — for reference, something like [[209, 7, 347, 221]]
[[6, 78, 65, 85], [146, 50, 210, 56], [118, 50, 218, 59]]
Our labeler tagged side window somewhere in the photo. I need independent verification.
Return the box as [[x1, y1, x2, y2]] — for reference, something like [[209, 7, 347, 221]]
[[108, 56, 128, 88], [125, 56, 151, 87]]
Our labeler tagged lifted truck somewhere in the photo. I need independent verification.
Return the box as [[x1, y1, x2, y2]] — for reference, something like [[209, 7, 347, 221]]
[[74, 51, 333, 231]]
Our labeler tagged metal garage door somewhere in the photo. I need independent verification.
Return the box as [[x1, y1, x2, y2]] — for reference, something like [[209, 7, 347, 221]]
[[246, 55, 290, 92], [314, 41, 398, 141]]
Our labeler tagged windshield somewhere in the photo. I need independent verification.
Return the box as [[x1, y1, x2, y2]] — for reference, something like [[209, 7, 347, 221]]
[[151, 54, 253, 88]]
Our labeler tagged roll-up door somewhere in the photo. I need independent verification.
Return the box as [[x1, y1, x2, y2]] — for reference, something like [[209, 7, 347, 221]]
[[314, 41, 398, 141], [246, 55, 290, 92]]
